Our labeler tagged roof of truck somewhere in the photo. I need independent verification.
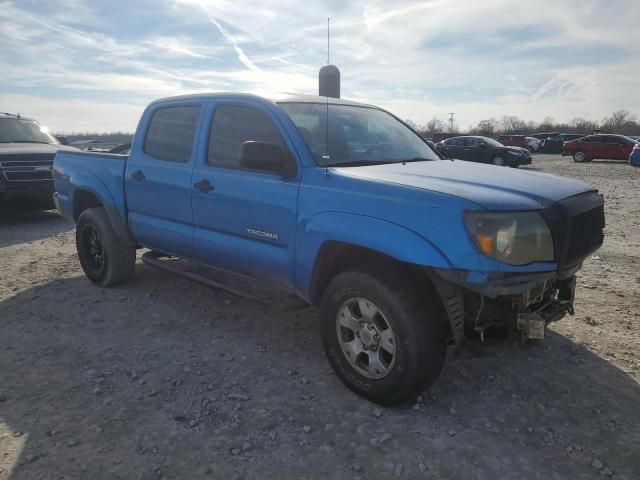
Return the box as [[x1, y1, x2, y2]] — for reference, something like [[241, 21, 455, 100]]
[[150, 92, 374, 108], [0, 112, 35, 122]]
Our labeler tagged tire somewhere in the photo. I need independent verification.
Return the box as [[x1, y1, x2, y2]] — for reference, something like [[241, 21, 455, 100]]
[[492, 155, 505, 166], [573, 150, 589, 163], [320, 263, 447, 405], [76, 207, 135, 286]]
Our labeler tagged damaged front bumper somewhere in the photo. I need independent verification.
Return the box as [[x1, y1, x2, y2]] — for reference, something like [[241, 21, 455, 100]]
[[428, 267, 578, 344]]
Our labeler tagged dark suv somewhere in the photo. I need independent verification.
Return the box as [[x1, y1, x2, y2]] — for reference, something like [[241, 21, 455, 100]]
[[0, 113, 76, 207], [436, 136, 531, 167], [541, 133, 587, 154]]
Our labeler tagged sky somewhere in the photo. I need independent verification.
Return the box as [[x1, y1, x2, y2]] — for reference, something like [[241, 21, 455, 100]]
[[1, 0, 639, 133]]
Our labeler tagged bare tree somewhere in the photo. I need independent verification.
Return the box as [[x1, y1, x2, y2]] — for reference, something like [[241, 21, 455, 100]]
[[569, 118, 598, 134], [499, 115, 527, 134], [601, 110, 638, 134], [427, 110, 640, 138], [422, 117, 446, 137], [404, 119, 421, 131], [470, 118, 498, 136], [538, 116, 555, 132]]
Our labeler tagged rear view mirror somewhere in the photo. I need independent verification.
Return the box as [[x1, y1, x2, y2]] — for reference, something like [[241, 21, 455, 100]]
[[240, 141, 296, 178]]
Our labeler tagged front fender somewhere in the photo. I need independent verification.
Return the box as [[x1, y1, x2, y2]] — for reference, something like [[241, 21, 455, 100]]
[[294, 211, 452, 298]]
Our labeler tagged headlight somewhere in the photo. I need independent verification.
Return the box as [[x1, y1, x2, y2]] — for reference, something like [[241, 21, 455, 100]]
[[508, 150, 523, 156], [463, 211, 554, 265]]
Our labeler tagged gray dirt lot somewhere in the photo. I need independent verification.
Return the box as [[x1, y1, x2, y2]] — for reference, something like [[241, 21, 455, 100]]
[[0, 155, 639, 480]]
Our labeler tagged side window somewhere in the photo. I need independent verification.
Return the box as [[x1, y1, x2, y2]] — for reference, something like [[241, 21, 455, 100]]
[[208, 105, 284, 170], [466, 138, 480, 147], [144, 106, 200, 162], [581, 136, 595, 143], [605, 136, 627, 144], [447, 138, 461, 147]]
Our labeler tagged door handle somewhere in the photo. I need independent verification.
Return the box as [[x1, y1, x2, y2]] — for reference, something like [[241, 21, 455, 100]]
[[194, 179, 214, 193], [131, 170, 145, 182]]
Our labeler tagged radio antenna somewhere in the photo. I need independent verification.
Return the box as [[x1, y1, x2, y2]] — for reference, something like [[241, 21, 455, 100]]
[[327, 17, 330, 65]]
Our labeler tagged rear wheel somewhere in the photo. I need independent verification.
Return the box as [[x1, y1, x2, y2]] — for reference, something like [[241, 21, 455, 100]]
[[573, 150, 589, 163], [76, 207, 135, 286], [320, 264, 447, 405]]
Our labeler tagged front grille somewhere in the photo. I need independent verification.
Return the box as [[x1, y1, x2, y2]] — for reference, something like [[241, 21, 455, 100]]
[[565, 204, 605, 265], [542, 191, 605, 269], [0, 153, 54, 182]]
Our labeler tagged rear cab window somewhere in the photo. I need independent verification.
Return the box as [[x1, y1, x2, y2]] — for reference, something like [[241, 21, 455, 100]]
[[144, 105, 201, 162]]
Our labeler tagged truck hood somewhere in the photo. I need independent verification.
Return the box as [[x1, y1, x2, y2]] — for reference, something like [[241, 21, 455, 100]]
[[333, 159, 594, 210], [0, 143, 78, 155]]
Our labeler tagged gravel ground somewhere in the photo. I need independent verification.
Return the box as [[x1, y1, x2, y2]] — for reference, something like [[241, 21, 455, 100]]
[[1, 155, 639, 480]]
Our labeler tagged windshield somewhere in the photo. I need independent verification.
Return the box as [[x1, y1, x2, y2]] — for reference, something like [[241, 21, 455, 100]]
[[279, 102, 439, 166], [0, 118, 58, 144], [481, 137, 504, 147]]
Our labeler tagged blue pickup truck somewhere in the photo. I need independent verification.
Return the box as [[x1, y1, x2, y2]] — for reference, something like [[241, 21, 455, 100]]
[[53, 93, 605, 405]]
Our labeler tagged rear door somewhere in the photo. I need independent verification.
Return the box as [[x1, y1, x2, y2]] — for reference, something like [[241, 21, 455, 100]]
[[125, 102, 203, 258], [606, 136, 633, 159], [190, 100, 301, 288]]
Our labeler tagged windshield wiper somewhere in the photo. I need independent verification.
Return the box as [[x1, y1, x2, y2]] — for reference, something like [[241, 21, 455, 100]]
[[327, 160, 392, 167], [328, 157, 435, 167], [398, 157, 433, 164]]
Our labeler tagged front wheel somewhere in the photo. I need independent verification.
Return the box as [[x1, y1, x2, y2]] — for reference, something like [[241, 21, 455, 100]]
[[76, 207, 136, 286], [320, 264, 447, 405], [573, 150, 589, 163]]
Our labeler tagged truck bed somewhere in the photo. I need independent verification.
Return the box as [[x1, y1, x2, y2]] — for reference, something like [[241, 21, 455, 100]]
[[52, 150, 130, 241]]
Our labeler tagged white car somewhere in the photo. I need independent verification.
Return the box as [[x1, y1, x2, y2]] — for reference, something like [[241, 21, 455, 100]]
[[524, 136, 542, 152]]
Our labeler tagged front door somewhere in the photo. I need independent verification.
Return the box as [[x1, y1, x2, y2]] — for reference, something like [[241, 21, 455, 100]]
[[588, 136, 608, 160], [191, 100, 300, 288], [444, 138, 466, 160], [125, 102, 203, 258], [462, 137, 486, 162]]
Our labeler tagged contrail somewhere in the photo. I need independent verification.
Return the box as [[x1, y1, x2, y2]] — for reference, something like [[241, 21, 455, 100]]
[[207, 15, 260, 72]]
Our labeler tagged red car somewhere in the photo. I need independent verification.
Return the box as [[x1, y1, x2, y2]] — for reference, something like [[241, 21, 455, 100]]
[[562, 134, 637, 163], [496, 135, 529, 149]]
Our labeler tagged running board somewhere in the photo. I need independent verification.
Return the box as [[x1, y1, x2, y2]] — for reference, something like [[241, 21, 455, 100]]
[[141, 252, 310, 311]]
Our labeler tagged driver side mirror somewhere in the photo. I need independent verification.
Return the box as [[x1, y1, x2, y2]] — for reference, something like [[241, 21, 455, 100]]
[[479, 143, 488, 149], [240, 141, 297, 178]]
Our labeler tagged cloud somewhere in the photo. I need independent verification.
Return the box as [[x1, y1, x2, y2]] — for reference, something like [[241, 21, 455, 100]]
[[0, 94, 146, 133], [206, 16, 260, 71], [145, 37, 214, 59], [1, 0, 638, 131]]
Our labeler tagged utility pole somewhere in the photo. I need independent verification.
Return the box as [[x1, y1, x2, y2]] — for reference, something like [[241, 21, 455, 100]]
[[448, 112, 456, 133]]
